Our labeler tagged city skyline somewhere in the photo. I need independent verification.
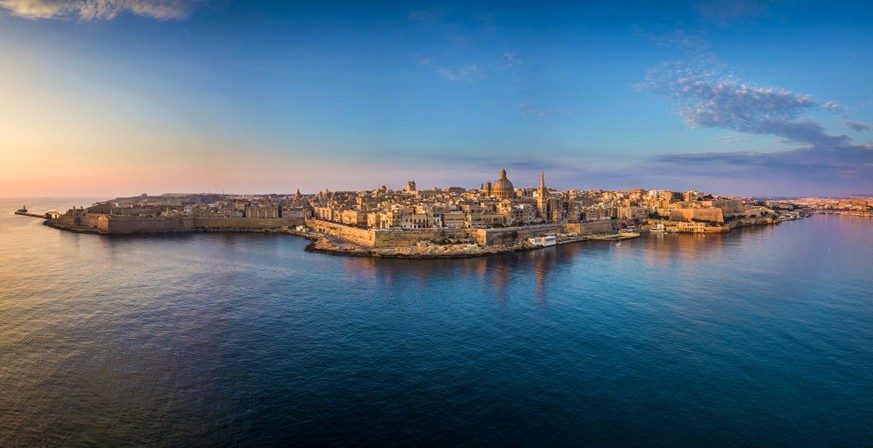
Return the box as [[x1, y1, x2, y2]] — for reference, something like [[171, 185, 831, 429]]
[[2, 0, 872, 197]]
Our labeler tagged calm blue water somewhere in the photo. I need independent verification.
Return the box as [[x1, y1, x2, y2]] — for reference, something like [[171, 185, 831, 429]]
[[2, 198, 872, 447]]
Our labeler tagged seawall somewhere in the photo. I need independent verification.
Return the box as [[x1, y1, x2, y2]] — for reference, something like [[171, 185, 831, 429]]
[[45, 214, 304, 234], [474, 224, 563, 245], [192, 217, 303, 232], [307, 219, 616, 248]]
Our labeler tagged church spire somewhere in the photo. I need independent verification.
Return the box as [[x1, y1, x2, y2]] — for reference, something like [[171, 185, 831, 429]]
[[539, 170, 545, 189]]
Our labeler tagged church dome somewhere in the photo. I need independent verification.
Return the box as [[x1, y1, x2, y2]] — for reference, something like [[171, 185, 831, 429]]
[[493, 168, 515, 199]]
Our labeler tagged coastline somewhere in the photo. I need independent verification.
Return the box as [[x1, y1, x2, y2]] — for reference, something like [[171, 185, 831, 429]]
[[20, 208, 796, 259], [299, 230, 643, 259]]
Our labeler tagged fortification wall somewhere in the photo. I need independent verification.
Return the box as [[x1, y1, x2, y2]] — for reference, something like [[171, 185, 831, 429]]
[[46, 213, 101, 232], [562, 220, 614, 236], [306, 219, 376, 246], [307, 220, 620, 248], [192, 217, 301, 231], [371, 228, 472, 248], [475, 223, 563, 245], [53, 215, 76, 227], [670, 207, 725, 223], [103, 215, 193, 233], [80, 214, 100, 228], [712, 200, 745, 217]]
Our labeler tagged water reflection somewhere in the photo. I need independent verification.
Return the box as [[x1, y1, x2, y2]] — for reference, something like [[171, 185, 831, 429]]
[[4, 199, 810, 308], [337, 241, 597, 303], [333, 227, 793, 304], [638, 225, 777, 272]]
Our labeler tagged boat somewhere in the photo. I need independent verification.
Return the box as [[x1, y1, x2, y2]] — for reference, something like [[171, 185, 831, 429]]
[[528, 235, 557, 247]]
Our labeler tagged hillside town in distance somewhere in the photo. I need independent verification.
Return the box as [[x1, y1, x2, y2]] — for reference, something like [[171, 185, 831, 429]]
[[19, 169, 872, 258]]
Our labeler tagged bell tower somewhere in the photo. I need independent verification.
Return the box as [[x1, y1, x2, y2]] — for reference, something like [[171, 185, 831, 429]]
[[537, 170, 550, 221]]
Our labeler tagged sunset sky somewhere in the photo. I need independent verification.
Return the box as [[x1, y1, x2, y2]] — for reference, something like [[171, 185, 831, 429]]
[[2, 0, 872, 197]]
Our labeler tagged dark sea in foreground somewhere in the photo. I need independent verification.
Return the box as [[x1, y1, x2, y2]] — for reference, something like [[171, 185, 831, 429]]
[[2, 198, 872, 447]]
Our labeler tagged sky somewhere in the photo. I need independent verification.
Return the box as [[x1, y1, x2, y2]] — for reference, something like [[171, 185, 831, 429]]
[[1, 0, 872, 198]]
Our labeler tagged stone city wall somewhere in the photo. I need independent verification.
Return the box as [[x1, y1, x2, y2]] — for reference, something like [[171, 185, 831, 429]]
[[46, 213, 100, 232], [50, 214, 303, 234], [306, 219, 376, 247], [51, 213, 100, 230], [307, 219, 473, 248], [371, 228, 472, 248], [475, 223, 564, 245], [100, 215, 193, 233], [308, 219, 619, 248], [562, 220, 615, 236], [192, 217, 302, 231], [670, 207, 725, 223], [711, 200, 745, 217]]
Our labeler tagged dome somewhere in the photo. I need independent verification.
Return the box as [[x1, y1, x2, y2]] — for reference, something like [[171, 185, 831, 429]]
[[493, 168, 515, 199]]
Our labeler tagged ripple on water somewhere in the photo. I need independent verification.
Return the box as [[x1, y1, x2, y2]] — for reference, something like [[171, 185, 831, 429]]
[[2, 201, 873, 446]]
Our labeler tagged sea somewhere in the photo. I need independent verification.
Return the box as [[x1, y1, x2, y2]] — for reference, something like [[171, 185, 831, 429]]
[[1, 197, 872, 447]]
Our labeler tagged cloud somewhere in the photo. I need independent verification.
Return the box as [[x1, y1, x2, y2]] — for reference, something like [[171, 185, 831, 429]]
[[503, 52, 521, 67], [638, 59, 852, 148], [695, 0, 771, 25], [716, 135, 750, 144], [847, 121, 871, 132], [823, 101, 842, 112], [437, 64, 482, 81], [647, 30, 711, 58], [518, 102, 547, 118], [634, 32, 873, 195], [0, 0, 201, 20], [517, 102, 576, 119], [650, 144, 873, 183], [418, 58, 483, 81]]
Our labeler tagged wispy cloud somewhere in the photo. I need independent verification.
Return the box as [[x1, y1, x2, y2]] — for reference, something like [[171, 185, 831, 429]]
[[695, 0, 772, 25], [418, 58, 483, 81], [517, 102, 576, 119], [647, 30, 711, 57], [716, 135, 750, 144], [518, 102, 547, 118], [823, 101, 842, 113], [503, 52, 521, 67], [638, 57, 851, 148], [648, 145, 873, 185], [437, 64, 482, 81], [634, 31, 873, 195], [0, 0, 202, 20], [846, 121, 871, 132]]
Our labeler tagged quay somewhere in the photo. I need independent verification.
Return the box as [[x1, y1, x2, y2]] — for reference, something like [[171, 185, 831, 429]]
[[559, 232, 640, 245], [14, 210, 48, 219]]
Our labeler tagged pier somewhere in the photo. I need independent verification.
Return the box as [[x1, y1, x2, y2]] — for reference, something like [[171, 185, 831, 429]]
[[14, 210, 47, 219]]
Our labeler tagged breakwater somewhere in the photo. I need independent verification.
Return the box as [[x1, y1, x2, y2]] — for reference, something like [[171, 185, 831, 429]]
[[14, 211, 47, 219]]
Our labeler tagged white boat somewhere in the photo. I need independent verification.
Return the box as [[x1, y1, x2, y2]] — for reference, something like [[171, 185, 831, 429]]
[[528, 235, 557, 247]]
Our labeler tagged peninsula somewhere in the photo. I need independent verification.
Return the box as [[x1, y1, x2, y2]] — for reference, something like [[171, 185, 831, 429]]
[[22, 169, 827, 258]]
